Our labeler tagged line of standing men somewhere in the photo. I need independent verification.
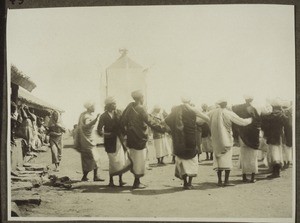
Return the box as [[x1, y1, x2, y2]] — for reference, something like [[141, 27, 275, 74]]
[[74, 90, 292, 190]]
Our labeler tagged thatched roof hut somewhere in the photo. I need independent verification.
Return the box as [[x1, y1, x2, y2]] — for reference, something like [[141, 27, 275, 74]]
[[11, 65, 36, 92]]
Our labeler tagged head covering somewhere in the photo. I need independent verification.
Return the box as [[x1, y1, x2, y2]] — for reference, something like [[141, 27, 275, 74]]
[[261, 104, 273, 115], [104, 96, 116, 105], [181, 96, 191, 104], [243, 94, 254, 100], [217, 98, 227, 104], [270, 98, 282, 107], [153, 104, 161, 110], [281, 99, 291, 108], [201, 103, 208, 110], [131, 90, 144, 100], [84, 101, 95, 110]]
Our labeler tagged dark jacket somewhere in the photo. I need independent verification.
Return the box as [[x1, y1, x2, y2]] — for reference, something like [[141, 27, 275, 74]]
[[97, 110, 122, 153], [165, 104, 198, 159], [120, 102, 165, 150], [200, 122, 211, 138], [196, 123, 202, 152], [283, 110, 293, 147], [232, 103, 261, 149], [261, 109, 289, 146]]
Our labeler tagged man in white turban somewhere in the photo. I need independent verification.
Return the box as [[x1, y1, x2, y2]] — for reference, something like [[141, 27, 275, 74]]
[[131, 90, 144, 101], [208, 99, 252, 186], [97, 96, 131, 187], [150, 104, 172, 165], [104, 96, 116, 106], [165, 97, 210, 190], [232, 95, 261, 183], [84, 101, 95, 111], [121, 90, 167, 189], [76, 101, 104, 182], [261, 98, 290, 178]]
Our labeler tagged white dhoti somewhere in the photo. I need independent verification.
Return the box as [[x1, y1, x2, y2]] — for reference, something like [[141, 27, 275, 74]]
[[213, 148, 233, 171], [128, 148, 147, 177], [282, 145, 292, 163], [268, 144, 283, 166], [202, 137, 213, 153], [107, 138, 132, 176], [175, 155, 198, 179], [239, 138, 258, 174], [239, 146, 258, 174], [153, 136, 171, 159]]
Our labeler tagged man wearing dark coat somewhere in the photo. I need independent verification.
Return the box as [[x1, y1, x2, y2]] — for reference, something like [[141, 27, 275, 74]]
[[120, 90, 166, 189], [97, 96, 131, 187], [232, 95, 261, 183], [165, 97, 209, 189], [261, 99, 289, 178]]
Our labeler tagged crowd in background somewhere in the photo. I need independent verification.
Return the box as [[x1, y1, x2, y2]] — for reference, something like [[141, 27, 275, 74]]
[[10, 102, 66, 171]]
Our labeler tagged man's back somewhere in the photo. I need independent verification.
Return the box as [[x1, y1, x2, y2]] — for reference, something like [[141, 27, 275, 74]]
[[121, 102, 147, 150], [209, 107, 252, 153], [232, 103, 261, 149], [165, 104, 198, 159], [261, 110, 287, 145], [182, 104, 197, 150], [121, 102, 164, 150]]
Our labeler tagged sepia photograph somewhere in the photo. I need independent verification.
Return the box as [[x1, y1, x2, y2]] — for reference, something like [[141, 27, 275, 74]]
[[5, 3, 295, 222]]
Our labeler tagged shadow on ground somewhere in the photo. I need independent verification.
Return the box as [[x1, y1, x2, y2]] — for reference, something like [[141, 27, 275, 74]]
[[192, 182, 225, 190], [131, 186, 183, 195], [80, 184, 132, 194], [78, 184, 198, 195], [149, 163, 174, 168], [198, 162, 213, 166]]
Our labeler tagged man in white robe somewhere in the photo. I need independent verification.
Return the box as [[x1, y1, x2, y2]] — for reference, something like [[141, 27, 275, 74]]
[[208, 99, 252, 186]]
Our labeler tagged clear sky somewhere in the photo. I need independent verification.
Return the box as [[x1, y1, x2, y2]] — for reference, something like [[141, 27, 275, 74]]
[[7, 5, 295, 129]]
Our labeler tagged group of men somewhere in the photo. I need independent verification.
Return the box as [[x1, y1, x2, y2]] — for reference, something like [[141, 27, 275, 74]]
[[74, 90, 293, 190], [11, 102, 67, 172], [11, 103, 47, 151]]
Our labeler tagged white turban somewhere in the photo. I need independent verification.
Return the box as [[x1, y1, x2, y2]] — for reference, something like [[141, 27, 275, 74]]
[[153, 104, 161, 110], [131, 90, 144, 100], [84, 101, 95, 110], [243, 94, 254, 100], [181, 96, 191, 103], [261, 104, 273, 115], [281, 100, 291, 108], [104, 96, 116, 105], [217, 98, 227, 104], [270, 98, 282, 107], [201, 103, 208, 110]]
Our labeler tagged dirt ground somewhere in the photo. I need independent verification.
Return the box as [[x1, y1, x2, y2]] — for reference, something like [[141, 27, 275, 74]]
[[15, 135, 294, 221]]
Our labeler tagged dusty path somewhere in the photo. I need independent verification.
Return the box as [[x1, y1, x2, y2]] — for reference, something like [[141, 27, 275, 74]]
[[16, 136, 294, 221]]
